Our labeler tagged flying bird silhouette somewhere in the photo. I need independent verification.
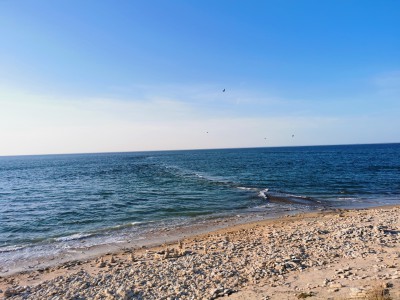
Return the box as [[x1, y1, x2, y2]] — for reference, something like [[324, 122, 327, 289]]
[[222, 89, 225, 92]]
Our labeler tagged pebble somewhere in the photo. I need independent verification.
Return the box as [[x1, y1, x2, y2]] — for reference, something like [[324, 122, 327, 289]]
[[2, 207, 399, 300]]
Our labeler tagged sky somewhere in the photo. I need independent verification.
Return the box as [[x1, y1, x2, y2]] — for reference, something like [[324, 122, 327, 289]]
[[0, 0, 399, 155]]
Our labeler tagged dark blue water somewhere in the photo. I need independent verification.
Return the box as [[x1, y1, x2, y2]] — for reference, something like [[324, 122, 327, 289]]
[[1, 143, 399, 267]]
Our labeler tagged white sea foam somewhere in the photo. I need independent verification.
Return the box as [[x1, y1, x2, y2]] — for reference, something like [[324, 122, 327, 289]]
[[258, 188, 269, 199], [0, 245, 27, 253], [55, 233, 93, 242], [113, 221, 144, 228], [283, 193, 310, 199], [131, 221, 143, 225], [237, 187, 257, 191]]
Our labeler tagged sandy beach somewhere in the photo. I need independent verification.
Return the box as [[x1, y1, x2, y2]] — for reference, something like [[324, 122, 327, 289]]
[[1, 206, 399, 299]]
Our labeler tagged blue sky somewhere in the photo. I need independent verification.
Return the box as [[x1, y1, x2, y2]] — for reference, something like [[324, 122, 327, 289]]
[[0, 0, 399, 155]]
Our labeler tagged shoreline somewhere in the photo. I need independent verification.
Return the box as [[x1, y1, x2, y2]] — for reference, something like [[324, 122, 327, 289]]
[[1, 205, 399, 299], [0, 204, 315, 277]]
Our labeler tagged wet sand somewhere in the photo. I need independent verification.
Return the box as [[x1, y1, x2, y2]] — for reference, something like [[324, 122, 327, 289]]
[[0, 205, 399, 299]]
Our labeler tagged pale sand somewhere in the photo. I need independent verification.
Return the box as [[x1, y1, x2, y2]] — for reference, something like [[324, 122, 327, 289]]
[[0, 206, 399, 299]]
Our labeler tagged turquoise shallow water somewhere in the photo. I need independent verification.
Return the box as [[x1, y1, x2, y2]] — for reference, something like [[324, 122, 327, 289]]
[[0, 143, 399, 265]]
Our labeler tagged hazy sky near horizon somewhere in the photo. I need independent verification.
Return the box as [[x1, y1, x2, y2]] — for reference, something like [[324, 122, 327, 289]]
[[1, 1, 399, 155]]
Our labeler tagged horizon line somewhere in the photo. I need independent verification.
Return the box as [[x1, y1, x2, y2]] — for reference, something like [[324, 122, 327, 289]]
[[0, 141, 399, 158]]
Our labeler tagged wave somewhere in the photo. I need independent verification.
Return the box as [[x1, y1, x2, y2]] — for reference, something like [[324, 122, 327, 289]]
[[190, 171, 235, 186], [54, 233, 93, 242], [237, 186, 258, 191], [85, 220, 155, 236], [235, 184, 325, 207], [256, 189, 326, 207], [258, 188, 269, 199], [161, 163, 237, 188], [0, 244, 27, 253], [108, 221, 147, 230]]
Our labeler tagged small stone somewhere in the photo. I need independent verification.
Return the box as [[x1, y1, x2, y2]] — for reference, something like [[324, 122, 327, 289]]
[[178, 240, 183, 250], [97, 258, 107, 268], [349, 287, 366, 298], [4, 288, 17, 298], [116, 287, 134, 300], [329, 283, 343, 289]]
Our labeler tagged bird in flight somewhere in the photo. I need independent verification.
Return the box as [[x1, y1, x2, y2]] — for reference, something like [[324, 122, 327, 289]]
[[292, 134, 295, 138], [222, 89, 225, 92]]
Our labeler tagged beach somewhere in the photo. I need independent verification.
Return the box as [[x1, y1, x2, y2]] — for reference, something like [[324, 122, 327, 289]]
[[2, 0, 400, 297], [1, 205, 399, 299]]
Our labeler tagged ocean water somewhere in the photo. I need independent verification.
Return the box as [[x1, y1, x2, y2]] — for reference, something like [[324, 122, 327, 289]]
[[1, 143, 399, 269]]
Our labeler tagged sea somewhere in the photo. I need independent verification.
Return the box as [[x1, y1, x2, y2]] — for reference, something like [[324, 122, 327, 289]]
[[1, 143, 399, 272]]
